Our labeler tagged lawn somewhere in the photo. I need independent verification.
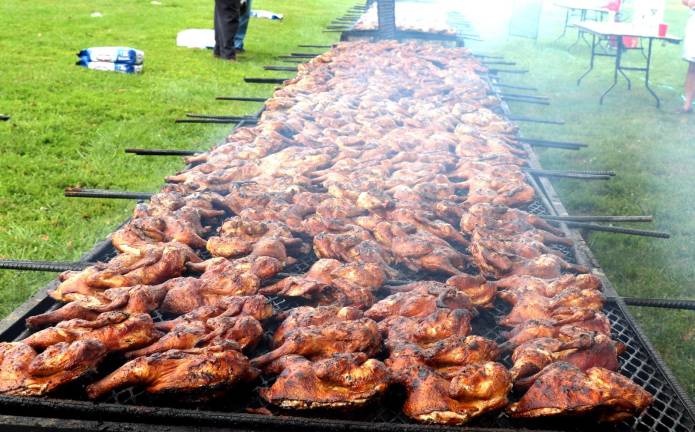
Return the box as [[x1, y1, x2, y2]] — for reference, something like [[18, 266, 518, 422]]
[[466, 0, 695, 396], [0, 1, 354, 313]]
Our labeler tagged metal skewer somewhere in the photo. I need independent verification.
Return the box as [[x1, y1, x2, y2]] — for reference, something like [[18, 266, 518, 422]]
[[298, 45, 333, 48], [175, 118, 245, 124], [264, 66, 298, 72], [215, 97, 267, 102], [498, 92, 548, 101], [0, 259, 93, 272], [542, 215, 652, 223], [244, 77, 290, 84], [566, 222, 670, 238], [125, 148, 202, 156], [185, 114, 258, 122], [620, 297, 695, 311], [502, 96, 550, 106], [520, 138, 587, 149], [64, 188, 153, 200], [290, 53, 319, 58], [508, 116, 565, 125], [525, 169, 611, 180]]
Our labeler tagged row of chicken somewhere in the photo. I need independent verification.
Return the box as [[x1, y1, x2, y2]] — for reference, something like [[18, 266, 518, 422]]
[[1, 40, 652, 425], [351, 2, 459, 36]]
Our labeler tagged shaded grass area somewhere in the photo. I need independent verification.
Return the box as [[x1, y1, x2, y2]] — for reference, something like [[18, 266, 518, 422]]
[[469, 0, 695, 396], [0, 0, 354, 315]]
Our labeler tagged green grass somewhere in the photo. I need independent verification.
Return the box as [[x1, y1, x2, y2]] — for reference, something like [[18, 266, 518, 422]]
[[0, 0, 353, 313], [468, 0, 695, 396]]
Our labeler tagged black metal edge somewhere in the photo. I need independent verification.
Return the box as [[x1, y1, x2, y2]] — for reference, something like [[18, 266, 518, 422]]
[[0, 414, 253, 432], [0, 395, 559, 432]]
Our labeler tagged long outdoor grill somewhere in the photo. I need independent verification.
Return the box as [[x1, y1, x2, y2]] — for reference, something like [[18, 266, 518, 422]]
[[0, 10, 693, 432]]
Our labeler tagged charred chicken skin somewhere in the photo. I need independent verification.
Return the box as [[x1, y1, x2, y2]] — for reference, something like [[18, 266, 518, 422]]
[[251, 318, 381, 369], [0, 340, 107, 396], [393, 361, 511, 425], [260, 353, 390, 409], [50, 242, 201, 302], [23, 312, 161, 352], [86, 341, 259, 399], [507, 362, 652, 422]]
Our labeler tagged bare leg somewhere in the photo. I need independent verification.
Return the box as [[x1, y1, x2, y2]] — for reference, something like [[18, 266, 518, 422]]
[[684, 62, 695, 112]]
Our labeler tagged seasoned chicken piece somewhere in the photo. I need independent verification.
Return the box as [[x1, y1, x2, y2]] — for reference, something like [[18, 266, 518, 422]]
[[364, 221, 467, 275], [445, 274, 497, 308], [494, 273, 602, 299], [313, 226, 397, 275], [386, 336, 500, 373], [50, 242, 201, 302], [386, 208, 468, 247], [461, 203, 567, 240], [261, 259, 385, 308], [206, 217, 305, 259], [251, 318, 381, 369], [23, 312, 161, 352], [156, 295, 273, 332], [365, 286, 473, 321], [393, 362, 511, 425], [272, 306, 363, 347], [260, 353, 390, 409], [86, 342, 259, 399], [380, 309, 474, 347], [0, 340, 107, 396], [27, 281, 172, 329], [112, 208, 208, 252], [500, 288, 605, 327], [510, 330, 621, 388], [502, 312, 612, 348], [126, 315, 263, 358], [507, 362, 652, 422]]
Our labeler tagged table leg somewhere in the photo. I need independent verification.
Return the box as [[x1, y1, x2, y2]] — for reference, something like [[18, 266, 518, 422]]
[[600, 35, 622, 104], [643, 38, 660, 108], [568, 10, 584, 50], [577, 33, 597, 86], [556, 9, 570, 41]]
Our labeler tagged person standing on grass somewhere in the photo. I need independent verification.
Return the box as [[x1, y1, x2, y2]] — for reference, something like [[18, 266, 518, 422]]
[[682, 0, 695, 113], [235, 0, 251, 53], [214, 0, 241, 61]]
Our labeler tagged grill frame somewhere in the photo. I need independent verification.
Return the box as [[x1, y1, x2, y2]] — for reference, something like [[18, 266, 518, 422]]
[[0, 46, 693, 432]]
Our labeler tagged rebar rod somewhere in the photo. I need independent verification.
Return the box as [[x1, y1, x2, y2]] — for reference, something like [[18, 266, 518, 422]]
[[279, 59, 305, 64], [492, 82, 538, 91], [125, 148, 202, 156], [175, 118, 244, 124], [621, 297, 695, 311], [525, 169, 611, 180], [473, 54, 505, 59], [520, 138, 587, 149], [481, 60, 517, 66], [185, 114, 258, 122], [64, 188, 153, 200], [542, 215, 652, 222], [263, 66, 298, 72], [289, 53, 319, 58], [215, 97, 267, 102], [0, 259, 92, 272], [498, 92, 548, 101], [566, 222, 670, 238], [244, 77, 290, 84], [508, 116, 564, 125], [502, 96, 550, 106], [297, 45, 333, 48], [489, 68, 529, 74]]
